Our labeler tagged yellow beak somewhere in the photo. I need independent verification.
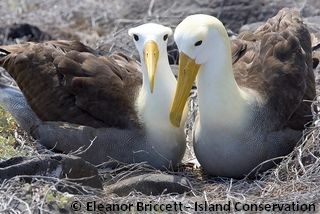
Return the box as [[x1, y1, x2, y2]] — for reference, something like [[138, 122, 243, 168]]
[[170, 52, 200, 127], [144, 41, 159, 93]]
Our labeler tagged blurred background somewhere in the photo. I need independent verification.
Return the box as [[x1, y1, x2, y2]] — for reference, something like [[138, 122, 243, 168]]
[[0, 0, 319, 56]]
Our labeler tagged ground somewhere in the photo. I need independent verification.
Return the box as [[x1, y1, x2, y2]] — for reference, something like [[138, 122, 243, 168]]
[[0, 0, 320, 213]]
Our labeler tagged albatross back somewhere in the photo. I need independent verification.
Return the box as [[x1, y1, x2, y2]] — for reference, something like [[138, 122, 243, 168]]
[[0, 41, 142, 128], [231, 8, 315, 131]]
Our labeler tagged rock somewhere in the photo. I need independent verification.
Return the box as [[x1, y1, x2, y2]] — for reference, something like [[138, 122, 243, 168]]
[[0, 69, 17, 88], [6, 23, 51, 42], [0, 23, 52, 45], [0, 154, 102, 190], [0, 70, 41, 134], [106, 173, 191, 196]]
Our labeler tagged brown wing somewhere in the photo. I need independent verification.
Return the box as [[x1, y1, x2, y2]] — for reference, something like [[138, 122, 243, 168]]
[[231, 8, 315, 130], [0, 40, 142, 128]]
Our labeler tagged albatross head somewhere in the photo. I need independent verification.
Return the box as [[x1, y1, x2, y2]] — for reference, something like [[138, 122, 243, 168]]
[[170, 14, 230, 127], [128, 23, 172, 93]]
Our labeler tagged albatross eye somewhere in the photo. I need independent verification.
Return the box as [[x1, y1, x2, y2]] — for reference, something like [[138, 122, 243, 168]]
[[194, 40, 202, 46], [163, 34, 168, 41], [133, 34, 139, 41]]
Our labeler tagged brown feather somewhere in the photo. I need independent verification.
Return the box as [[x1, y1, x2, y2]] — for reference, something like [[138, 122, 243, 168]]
[[230, 8, 315, 130], [0, 40, 142, 128]]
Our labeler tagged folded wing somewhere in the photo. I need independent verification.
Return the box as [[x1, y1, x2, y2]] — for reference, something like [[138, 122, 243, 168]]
[[0, 40, 142, 128]]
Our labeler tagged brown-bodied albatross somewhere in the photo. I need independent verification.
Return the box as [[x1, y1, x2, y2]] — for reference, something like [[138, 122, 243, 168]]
[[169, 8, 316, 178], [0, 23, 186, 169]]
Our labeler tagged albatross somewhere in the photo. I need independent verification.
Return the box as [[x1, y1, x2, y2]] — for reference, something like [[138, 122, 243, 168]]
[[0, 23, 186, 169], [169, 8, 316, 178]]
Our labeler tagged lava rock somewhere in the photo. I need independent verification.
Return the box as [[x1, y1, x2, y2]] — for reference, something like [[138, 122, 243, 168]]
[[0, 23, 52, 45], [106, 173, 191, 196], [0, 154, 102, 189]]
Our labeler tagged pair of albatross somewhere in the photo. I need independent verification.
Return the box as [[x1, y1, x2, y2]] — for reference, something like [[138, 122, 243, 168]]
[[0, 8, 316, 178]]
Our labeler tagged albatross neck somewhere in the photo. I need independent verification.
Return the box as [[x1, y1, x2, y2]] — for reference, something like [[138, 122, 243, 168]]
[[197, 35, 249, 129], [142, 56, 175, 95], [138, 56, 177, 129]]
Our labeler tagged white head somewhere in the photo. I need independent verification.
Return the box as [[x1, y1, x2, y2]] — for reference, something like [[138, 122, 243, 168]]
[[174, 14, 229, 65], [128, 23, 172, 93], [170, 14, 230, 127]]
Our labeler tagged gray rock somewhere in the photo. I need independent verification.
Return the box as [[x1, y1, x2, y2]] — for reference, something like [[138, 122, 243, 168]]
[[106, 173, 191, 196], [0, 154, 102, 189]]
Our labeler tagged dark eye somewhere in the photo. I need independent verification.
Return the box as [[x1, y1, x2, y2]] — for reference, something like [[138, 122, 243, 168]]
[[163, 34, 168, 41], [194, 40, 202, 46], [133, 34, 139, 41]]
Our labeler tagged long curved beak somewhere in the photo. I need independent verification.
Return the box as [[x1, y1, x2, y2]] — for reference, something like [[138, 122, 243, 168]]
[[144, 41, 159, 93], [170, 52, 200, 127]]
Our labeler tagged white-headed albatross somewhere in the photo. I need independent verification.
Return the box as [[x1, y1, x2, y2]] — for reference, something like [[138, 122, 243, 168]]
[[169, 8, 316, 178], [0, 23, 186, 169]]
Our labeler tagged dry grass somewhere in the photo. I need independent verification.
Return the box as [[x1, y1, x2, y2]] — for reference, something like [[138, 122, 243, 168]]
[[0, 0, 320, 213]]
